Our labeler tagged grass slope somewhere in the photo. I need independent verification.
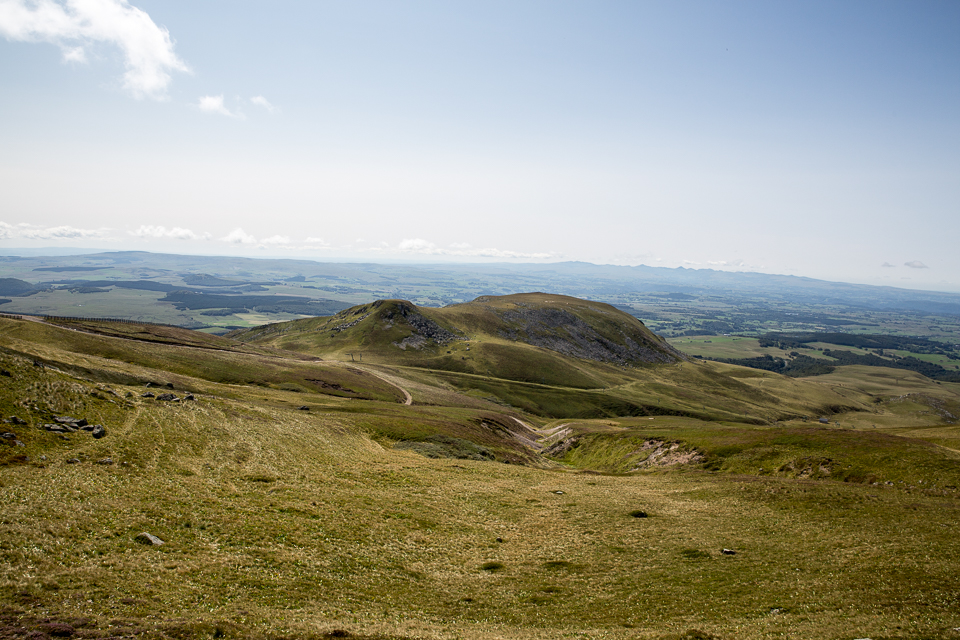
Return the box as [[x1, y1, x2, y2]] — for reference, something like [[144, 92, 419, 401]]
[[1, 302, 959, 639]]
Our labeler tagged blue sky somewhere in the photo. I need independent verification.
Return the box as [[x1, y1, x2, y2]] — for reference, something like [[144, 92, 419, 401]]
[[1, 0, 958, 290]]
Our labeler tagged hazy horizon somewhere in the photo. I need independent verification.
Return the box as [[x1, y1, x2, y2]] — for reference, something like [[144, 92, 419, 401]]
[[2, 1, 958, 291]]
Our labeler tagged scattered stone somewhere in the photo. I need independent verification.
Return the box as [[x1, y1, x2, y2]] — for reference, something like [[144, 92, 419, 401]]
[[91, 425, 106, 439], [134, 532, 164, 546], [721, 548, 737, 555], [184, 394, 195, 401], [96, 457, 114, 465], [54, 416, 88, 427], [141, 392, 155, 398], [145, 382, 153, 388], [629, 510, 648, 518], [66, 458, 80, 464], [125, 391, 134, 398], [14, 441, 24, 447], [42, 423, 72, 433], [156, 393, 178, 402], [553, 490, 564, 495], [1, 432, 15, 439], [297, 405, 310, 411], [0, 369, 10, 377], [6, 416, 26, 425]]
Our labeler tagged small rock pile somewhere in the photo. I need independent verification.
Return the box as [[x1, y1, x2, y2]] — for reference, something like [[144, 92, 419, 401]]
[[40, 416, 107, 439], [2, 416, 28, 448], [142, 391, 195, 402]]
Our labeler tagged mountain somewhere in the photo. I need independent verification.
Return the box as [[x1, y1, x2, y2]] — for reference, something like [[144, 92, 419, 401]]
[[229, 293, 683, 388]]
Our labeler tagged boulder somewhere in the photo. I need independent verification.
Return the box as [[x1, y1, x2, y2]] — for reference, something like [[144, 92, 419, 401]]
[[0, 369, 11, 377], [134, 532, 164, 546], [91, 425, 106, 439], [141, 392, 155, 398], [96, 457, 114, 465], [156, 393, 178, 402], [6, 416, 26, 425], [297, 405, 310, 411], [721, 548, 737, 555], [1, 432, 16, 439], [184, 394, 195, 401], [66, 458, 80, 464]]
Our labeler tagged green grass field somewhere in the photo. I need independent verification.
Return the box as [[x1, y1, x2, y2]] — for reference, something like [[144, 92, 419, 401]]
[[2, 308, 960, 640]]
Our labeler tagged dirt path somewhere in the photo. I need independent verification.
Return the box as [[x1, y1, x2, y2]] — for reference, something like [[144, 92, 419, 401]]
[[351, 366, 413, 405]]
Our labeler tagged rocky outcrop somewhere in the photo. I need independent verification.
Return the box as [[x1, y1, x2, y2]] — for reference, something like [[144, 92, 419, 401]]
[[496, 305, 682, 366]]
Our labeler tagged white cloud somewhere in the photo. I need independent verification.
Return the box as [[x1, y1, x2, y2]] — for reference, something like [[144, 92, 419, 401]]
[[396, 238, 553, 259], [221, 228, 256, 244], [131, 224, 201, 240], [0, 0, 189, 99], [707, 259, 747, 268], [398, 238, 437, 252], [304, 236, 329, 245], [18, 224, 104, 239], [61, 44, 84, 62], [260, 235, 290, 245], [0, 221, 13, 239], [881, 262, 896, 268], [904, 260, 929, 269], [250, 95, 278, 113], [198, 95, 242, 118]]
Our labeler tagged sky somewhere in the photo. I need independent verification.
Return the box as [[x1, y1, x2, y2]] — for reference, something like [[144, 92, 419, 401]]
[[1, 1, 958, 291]]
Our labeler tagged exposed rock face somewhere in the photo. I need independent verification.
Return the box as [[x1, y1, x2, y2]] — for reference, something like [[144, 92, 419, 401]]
[[495, 305, 682, 366], [134, 532, 164, 546], [379, 301, 464, 349], [631, 440, 704, 470]]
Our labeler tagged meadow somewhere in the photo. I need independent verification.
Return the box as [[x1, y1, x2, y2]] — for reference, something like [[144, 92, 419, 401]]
[[2, 296, 960, 639]]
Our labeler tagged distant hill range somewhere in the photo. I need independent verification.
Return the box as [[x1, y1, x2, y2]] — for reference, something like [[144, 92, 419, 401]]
[[1, 250, 959, 317]]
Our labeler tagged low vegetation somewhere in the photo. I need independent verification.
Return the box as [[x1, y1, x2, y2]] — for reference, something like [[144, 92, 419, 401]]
[[1, 292, 959, 640]]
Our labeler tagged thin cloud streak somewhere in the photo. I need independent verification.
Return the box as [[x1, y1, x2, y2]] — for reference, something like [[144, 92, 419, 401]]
[[198, 95, 243, 118], [250, 95, 278, 113], [131, 225, 207, 240]]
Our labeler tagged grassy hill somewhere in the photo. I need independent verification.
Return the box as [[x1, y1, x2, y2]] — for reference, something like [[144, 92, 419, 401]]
[[1, 297, 960, 640]]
